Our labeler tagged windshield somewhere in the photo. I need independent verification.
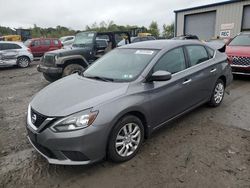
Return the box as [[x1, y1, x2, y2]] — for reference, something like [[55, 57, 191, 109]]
[[229, 35, 250, 46], [24, 39, 31, 47], [84, 48, 158, 82], [73, 32, 95, 47]]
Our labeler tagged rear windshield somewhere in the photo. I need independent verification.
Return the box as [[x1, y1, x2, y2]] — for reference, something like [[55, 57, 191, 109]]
[[229, 35, 250, 46]]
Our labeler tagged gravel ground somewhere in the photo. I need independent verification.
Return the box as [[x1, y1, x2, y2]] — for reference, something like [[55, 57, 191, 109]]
[[0, 62, 250, 188]]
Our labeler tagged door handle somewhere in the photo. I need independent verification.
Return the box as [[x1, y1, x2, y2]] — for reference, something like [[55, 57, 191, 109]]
[[210, 68, 217, 73], [183, 79, 192, 85]]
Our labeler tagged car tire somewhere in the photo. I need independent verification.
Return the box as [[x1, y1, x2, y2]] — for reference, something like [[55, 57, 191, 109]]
[[108, 115, 144, 162], [62, 64, 85, 77], [17, 56, 30, 68], [208, 79, 225, 107], [43, 73, 61, 82]]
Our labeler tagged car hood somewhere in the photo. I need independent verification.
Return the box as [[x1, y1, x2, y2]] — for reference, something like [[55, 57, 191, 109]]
[[30, 75, 129, 117], [226, 46, 250, 57], [46, 47, 91, 57]]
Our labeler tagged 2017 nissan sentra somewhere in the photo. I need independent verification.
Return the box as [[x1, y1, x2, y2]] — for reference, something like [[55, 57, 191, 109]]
[[27, 40, 233, 165]]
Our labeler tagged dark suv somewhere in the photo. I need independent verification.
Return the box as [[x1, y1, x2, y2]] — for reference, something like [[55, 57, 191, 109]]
[[37, 31, 131, 82]]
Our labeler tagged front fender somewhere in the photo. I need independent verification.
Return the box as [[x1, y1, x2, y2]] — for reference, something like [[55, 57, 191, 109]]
[[56, 55, 89, 67]]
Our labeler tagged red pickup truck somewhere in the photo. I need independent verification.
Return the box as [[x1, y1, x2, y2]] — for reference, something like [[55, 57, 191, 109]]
[[24, 38, 62, 57], [226, 32, 250, 76]]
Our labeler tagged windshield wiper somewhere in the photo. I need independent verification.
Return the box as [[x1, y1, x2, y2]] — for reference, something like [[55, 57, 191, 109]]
[[84, 75, 114, 82]]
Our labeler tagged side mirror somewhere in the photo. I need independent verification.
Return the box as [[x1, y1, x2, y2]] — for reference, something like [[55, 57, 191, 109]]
[[148, 70, 172, 82]]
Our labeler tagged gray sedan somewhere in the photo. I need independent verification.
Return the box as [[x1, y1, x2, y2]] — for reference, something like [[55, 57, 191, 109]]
[[27, 40, 233, 165]]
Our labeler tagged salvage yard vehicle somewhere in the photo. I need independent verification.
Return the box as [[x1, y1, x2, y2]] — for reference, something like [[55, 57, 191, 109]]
[[0, 41, 33, 68], [24, 38, 63, 57], [59, 35, 75, 46], [226, 32, 250, 75], [37, 31, 131, 82], [117, 36, 156, 47], [27, 40, 232, 165]]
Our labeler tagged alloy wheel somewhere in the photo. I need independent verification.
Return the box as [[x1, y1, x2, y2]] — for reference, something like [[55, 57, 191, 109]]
[[214, 82, 224, 104], [18, 57, 29, 67], [115, 123, 141, 157]]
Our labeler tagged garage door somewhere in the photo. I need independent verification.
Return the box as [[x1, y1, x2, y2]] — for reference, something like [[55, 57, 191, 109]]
[[184, 11, 216, 40], [242, 5, 250, 31]]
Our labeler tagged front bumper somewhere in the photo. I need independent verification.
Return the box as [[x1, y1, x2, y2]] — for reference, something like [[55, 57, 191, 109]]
[[26, 115, 107, 165], [37, 64, 63, 74], [231, 65, 250, 76]]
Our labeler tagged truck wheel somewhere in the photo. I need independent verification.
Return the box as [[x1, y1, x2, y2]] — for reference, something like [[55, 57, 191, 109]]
[[62, 64, 85, 77], [43, 73, 60, 82], [17, 56, 30, 68]]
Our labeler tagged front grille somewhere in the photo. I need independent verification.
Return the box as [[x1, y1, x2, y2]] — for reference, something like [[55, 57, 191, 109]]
[[231, 56, 250, 66], [31, 108, 47, 128], [43, 55, 55, 67]]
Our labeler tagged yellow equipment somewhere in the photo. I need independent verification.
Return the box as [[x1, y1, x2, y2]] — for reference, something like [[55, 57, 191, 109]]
[[138, 33, 153, 37], [2, 35, 22, 41]]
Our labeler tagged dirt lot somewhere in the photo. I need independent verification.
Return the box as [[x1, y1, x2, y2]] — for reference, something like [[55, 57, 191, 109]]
[[0, 62, 250, 188]]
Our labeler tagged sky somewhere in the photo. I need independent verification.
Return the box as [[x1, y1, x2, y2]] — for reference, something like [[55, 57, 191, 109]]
[[0, 0, 225, 30]]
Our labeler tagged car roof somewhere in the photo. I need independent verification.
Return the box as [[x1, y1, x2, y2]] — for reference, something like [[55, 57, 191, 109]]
[[119, 39, 205, 50], [239, 32, 250, 35], [0, 41, 24, 45]]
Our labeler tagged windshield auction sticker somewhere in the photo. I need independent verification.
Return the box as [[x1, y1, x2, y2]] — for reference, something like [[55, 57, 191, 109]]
[[135, 50, 154, 55]]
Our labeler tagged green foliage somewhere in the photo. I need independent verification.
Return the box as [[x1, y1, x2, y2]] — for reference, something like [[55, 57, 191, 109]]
[[148, 21, 160, 37], [162, 23, 174, 39], [0, 26, 15, 36], [0, 24, 76, 38], [85, 21, 139, 33], [0, 21, 174, 39], [31, 24, 76, 38]]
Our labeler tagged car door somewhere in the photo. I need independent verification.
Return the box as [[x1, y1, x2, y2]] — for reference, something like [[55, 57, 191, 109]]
[[183, 45, 218, 104], [148, 47, 194, 128], [31, 40, 42, 56], [0, 43, 18, 64]]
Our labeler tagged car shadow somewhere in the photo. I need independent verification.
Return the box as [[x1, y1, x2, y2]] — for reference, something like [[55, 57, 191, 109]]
[[233, 74, 250, 81]]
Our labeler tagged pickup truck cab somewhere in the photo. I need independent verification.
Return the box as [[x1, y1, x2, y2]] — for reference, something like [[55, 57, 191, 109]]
[[37, 31, 131, 82]]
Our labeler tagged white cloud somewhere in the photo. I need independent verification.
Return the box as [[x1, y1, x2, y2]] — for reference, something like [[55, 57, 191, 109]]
[[0, 0, 224, 30]]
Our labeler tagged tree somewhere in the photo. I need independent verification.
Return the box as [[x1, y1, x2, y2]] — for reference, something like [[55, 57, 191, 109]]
[[148, 21, 160, 37], [162, 23, 174, 39]]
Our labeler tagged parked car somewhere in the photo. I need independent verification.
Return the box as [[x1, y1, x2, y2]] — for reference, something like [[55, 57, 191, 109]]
[[24, 38, 62, 57], [27, 40, 232, 165], [59, 36, 75, 46], [172, 35, 199, 40], [0, 41, 33, 68], [37, 31, 131, 82], [117, 36, 156, 47], [226, 32, 250, 75]]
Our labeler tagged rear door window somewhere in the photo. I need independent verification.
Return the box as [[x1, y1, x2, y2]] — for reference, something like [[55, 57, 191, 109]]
[[153, 47, 186, 74], [33, 40, 40, 46], [185, 45, 209, 66], [0, 43, 21, 50], [42, 39, 51, 46]]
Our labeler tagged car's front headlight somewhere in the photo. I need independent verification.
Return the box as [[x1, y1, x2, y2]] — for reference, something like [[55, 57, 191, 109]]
[[51, 110, 98, 132], [54, 55, 58, 61]]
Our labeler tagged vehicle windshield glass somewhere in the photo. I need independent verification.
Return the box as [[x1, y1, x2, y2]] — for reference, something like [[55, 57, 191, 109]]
[[24, 39, 31, 47], [73, 32, 95, 47], [229, 35, 250, 46], [84, 48, 158, 82]]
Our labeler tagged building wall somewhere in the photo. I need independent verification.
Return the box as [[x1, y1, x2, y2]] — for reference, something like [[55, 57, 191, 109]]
[[176, 0, 250, 39]]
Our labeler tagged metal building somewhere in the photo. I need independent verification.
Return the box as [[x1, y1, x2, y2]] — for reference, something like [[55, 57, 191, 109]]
[[174, 0, 250, 40]]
